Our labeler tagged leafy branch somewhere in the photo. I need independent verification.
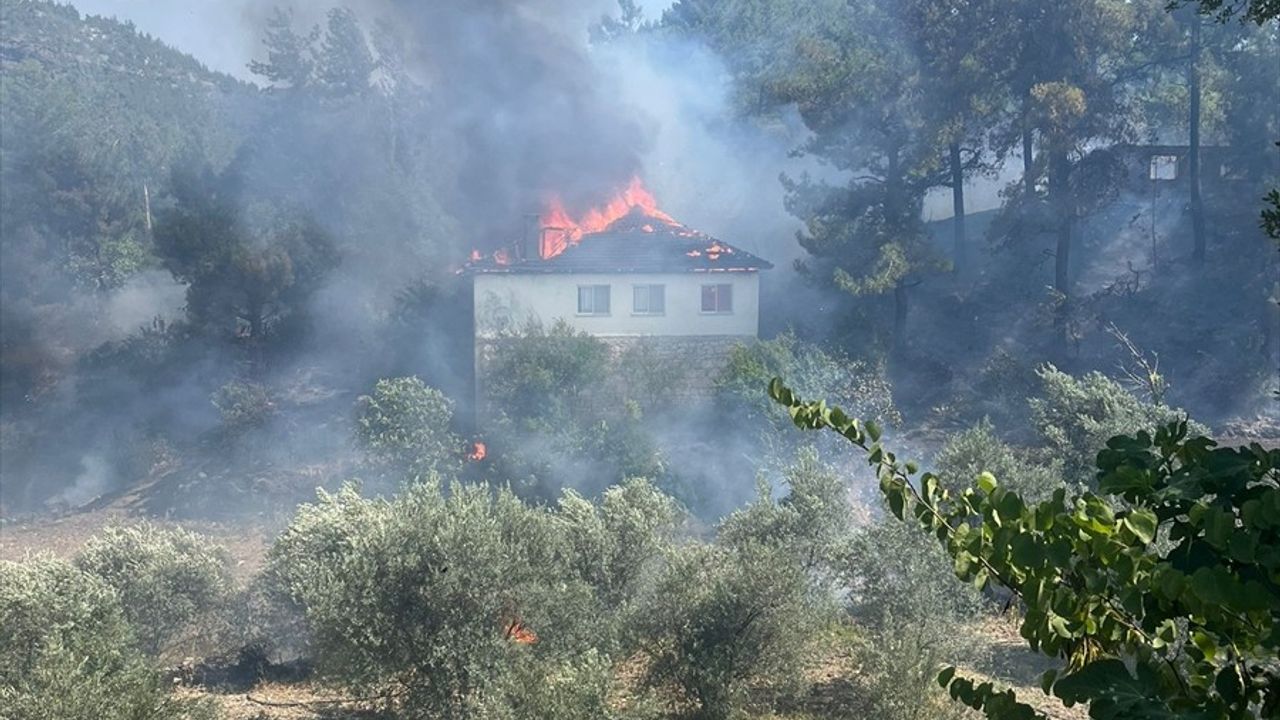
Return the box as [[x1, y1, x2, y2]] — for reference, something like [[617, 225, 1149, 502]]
[[769, 378, 1280, 720]]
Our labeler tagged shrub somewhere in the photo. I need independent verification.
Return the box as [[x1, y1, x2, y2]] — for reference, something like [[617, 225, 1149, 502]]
[[716, 332, 899, 460], [267, 480, 610, 718], [484, 319, 610, 423], [934, 419, 1063, 502], [642, 452, 844, 719], [642, 542, 826, 719], [0, 556, 216, 720], [717, 447, 852, 582], [843, 519, 986, 720], [1029, 364, 1205, 486], [354, 376, 460, 481], [74, 521, 233, 657], [556, 477, 682, 615]]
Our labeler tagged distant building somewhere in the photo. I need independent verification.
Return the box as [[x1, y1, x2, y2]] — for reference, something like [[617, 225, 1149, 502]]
[[463, 206, 772, 406], [1111, 144, 1265, 197]]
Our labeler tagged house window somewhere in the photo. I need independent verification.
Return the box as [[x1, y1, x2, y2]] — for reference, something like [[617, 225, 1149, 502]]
[[1149, 155, 1178, 180], [701, 283, 733, 313], [633, 284, 665, 315], [577, 284, 610, 315]]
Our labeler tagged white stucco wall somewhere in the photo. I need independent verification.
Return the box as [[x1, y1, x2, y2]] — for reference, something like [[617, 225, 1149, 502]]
[[473, 272, 760, 338]]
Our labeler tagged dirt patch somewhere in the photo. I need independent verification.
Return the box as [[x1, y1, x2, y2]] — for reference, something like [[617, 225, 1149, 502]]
[[0, 505, 274, 581]]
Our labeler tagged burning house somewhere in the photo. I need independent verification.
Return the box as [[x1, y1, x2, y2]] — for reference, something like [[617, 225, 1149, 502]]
[[464, 178, 772, 408]]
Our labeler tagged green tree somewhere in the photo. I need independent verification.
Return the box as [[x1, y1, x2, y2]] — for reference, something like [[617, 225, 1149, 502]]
[[772, 378, 1280, 718], [315, 8, 375, 97], [844, 519, 987, 720], [1029, 364, 1205, 488], [642, 542, 827, 719], [716, 332, 899, 434], [247, 7, 318, 90], [0, 555, 216, 720], [152, 163, 336, 342], [935, 419, 1063, 502], [266, 481, 625, 718], [354, 376, 461, 482], [1169, 0, 1280, 24], [74, 522, 233, 657]]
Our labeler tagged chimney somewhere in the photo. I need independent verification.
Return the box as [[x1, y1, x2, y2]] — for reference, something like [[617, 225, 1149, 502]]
[[521, 214, 541, 260]]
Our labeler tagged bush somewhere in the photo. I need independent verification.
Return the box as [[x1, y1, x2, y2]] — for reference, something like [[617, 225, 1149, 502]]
[[355, 376, 460, 481], [642, 452, 844, 719], [483, 319, 609, 424], [934, 419, 1063, 502], [717, 447, 852, 582], [1029, 365, 1205, 486], [556, 477, 682, 616], [716, 332, 899, 460], [843, 519, 986, 720], [0, 556, 215, 720], [74, 521, 233, 657], [642, 542, 826, 719], [267, 480, 620, 718]]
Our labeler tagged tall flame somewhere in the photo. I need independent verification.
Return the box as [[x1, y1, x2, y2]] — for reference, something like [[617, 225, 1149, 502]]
[[539, 176, 676, 259]]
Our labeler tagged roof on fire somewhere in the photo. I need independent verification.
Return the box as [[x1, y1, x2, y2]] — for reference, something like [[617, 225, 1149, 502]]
[[464, 209, 773, 275]]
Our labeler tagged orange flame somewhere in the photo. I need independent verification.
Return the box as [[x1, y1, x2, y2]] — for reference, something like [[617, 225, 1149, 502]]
[[538, 176, 676, 259], [468, 442, 487, 461], [505, 619, 538, 644]]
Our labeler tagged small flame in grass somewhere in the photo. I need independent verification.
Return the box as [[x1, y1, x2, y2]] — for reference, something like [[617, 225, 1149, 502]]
[[505, 619, 537, 644], [468, 442, 487, 461], [539, 176, 677, 259]]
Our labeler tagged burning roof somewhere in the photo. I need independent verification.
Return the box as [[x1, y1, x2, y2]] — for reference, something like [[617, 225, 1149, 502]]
[[465, 178, 772, 275]]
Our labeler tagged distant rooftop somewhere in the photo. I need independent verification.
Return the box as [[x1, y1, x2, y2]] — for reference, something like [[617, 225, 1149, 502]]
[[465, 207, 773, 275]]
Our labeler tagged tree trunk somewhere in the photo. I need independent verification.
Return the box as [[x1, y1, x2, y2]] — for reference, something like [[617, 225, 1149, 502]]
[[1049, 149, 1073, 343], [893, 281, 908, 349], [1189, 17, 1206, 264], [1022, 95, 1036, 198], [949, 142, 967, 274]]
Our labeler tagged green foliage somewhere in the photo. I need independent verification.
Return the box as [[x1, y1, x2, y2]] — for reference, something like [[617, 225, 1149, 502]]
[[717, 447, 853, 580], [556, 478, 683, 615], [642, 542, 827, 719], [484, 320, 610, 424], [1263, 186, 1280, 243], [844, 519, 986, 720], [1168, 0, 1280, 24], [354, 376, 461, 481], [772, 377, 1280, 719], [247, 7, 318, 89], [717, 332, 900, 430], [153, 163, 337, 341], [641, 450, 843, 718], [74, 522, 233, 657], [266, 479, 678, 718], [315, 8, 376, 96], [0, 555, 216, 720], [1030, 365, 1205, 487], [936, 420, 1063, 502]]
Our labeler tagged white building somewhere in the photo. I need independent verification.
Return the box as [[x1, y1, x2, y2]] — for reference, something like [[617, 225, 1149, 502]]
[[465, 208, 772, 400]]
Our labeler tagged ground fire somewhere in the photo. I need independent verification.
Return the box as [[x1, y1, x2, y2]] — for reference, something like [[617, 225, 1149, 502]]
[[467, 441, 487, 461]]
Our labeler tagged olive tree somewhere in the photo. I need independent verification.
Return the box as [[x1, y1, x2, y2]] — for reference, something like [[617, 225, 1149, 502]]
[[0, 556, 216, 720], [75, 521, 233, 657], [354, 376, 461, 481]]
